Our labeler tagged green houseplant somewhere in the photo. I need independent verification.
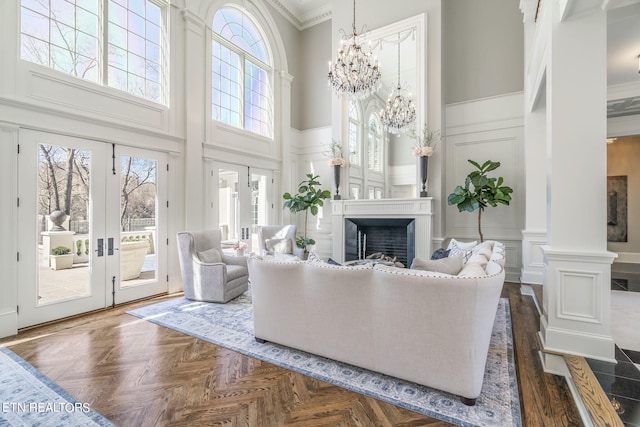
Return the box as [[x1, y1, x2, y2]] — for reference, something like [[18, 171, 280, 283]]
[[283, 173, 331, 254], [447, 160, 513, 242]]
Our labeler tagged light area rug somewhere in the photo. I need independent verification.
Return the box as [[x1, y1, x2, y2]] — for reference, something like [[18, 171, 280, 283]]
[[128, 293, 522, 427], [611, 290, 640, 353], [0, 346, 115, 427]]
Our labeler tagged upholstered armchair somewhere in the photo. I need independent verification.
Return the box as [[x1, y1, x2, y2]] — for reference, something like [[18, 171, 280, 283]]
[[176, 229, 249, 303], [257, 225, 304, 258]]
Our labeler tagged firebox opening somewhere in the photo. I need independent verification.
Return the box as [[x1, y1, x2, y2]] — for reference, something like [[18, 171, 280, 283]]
[[344, 218, 416, 267]]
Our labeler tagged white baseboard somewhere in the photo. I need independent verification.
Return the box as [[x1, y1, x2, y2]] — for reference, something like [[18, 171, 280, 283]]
[[0, 309, 17, 339]]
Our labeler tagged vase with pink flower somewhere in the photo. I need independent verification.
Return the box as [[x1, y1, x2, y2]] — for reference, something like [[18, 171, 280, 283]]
[[233, 240, 248, 256], [326, 140, 348, 200], [411, 126, 440, 197]]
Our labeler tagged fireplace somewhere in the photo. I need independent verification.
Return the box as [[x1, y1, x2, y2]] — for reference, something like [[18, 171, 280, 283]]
[[345, 218, 415, 266], [331, 198, 433, 264]]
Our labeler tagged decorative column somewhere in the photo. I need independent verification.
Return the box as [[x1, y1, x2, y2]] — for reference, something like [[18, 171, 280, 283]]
[[539, 2, 616, 363], [520, 12, 547, 286], [182, 9, 207, 230]]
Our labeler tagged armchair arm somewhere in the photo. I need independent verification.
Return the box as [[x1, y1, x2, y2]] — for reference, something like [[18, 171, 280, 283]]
[[222, 254, 248, 267]]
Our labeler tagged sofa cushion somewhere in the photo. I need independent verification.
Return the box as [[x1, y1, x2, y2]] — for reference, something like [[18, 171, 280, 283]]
[[265, 238, 293, 255], [458, 262, 487, 277], [467, 253, 489, 267], [472, 242, 494, 259], [410, 255, 464, 275], [197, 247, 222, 263]]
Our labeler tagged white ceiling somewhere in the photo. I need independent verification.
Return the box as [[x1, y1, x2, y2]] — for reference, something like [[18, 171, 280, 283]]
[[270, 0, 640, 115]]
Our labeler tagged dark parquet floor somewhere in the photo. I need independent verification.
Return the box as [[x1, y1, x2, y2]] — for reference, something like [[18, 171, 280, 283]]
[[0, 282, 583, 426]]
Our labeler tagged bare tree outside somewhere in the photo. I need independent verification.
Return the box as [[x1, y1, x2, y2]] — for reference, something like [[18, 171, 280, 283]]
[[20, 0, 163, 103], [120, 156, 157, 232]]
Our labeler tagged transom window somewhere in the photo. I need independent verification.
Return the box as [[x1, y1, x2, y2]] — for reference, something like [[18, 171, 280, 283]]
[[212, 7, 273, 138], [368, 114, 383, 172], [348, 101, 360, 166], [20, 0, 166, 104]]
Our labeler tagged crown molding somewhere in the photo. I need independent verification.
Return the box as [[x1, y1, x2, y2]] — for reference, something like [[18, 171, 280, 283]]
[[265, 0, 332, 30]]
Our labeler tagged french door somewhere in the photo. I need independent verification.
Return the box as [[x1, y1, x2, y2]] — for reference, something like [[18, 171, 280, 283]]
[[17, 130, 167, 328], [212, 162, 273, 254]]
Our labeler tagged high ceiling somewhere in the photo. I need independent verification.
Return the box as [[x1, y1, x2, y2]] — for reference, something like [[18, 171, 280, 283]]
[[270, 0, 640, 115]]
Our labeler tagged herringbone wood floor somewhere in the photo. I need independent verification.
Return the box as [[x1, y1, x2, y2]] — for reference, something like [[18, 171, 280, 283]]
[[1, 283, 583, 426]]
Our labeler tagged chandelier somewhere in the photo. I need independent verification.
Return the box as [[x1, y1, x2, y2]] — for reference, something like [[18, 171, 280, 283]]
[[380, 35, 416, 134], [327, 0, 381, 99]]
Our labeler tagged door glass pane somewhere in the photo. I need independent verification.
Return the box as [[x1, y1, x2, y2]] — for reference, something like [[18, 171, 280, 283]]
[[218, 169, 239, 254], [38, 144, 91, 304], [250, 172, 268, 253], [120, 155, 157, 287]]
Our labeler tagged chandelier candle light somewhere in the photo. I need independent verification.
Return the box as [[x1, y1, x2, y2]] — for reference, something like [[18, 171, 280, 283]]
[[328, 0, 381, 99], [380, 34, 416, 134]]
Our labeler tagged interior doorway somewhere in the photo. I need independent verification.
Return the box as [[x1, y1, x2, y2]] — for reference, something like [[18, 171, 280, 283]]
[[212, 162, 273, 255]]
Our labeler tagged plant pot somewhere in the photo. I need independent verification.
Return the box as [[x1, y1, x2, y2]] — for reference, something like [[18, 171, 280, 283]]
[[120, 240, 150, 280], [50, 254, 74, 270]]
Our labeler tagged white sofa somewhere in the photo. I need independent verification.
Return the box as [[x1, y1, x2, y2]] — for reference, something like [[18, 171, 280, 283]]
[[247, 241, 506, 405]]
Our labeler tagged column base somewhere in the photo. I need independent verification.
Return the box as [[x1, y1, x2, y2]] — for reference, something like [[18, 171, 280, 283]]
[[540, 246, 617, 362]]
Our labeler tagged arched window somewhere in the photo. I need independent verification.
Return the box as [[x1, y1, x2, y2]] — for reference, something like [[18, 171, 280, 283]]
[[367, 114, 383, 172], [20, 0, 167, 104], [348, 101, 360, 166], [212, 7, 273, 138]]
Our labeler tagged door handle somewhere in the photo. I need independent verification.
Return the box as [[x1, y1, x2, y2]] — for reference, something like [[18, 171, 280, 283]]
[[96, 238, 104, 257]]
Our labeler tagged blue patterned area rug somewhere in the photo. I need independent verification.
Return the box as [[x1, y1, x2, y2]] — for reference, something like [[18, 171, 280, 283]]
[[0, 346, 114, 426], [128, 294, 522, 427]]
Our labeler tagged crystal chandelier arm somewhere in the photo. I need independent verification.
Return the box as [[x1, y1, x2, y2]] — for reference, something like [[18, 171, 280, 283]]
[[397, 33, 401, 87], [352, 0, 356, 35]]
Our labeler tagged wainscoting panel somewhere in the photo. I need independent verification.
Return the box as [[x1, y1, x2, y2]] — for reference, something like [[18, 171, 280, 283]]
[[444, 92, 524, 283], [557, 269, 601, 324]]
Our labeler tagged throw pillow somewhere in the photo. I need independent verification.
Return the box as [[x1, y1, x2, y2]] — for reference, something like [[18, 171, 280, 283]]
[[430, 248, 450, 260], [467, 253, 489, 267], [447, 239, 477, 262], [410, 255, 464, 275], [447, 238, 477, 251], [327, 258, 342, 265], [307, 251, 322, 263], [457, 262, 487, 277], [197, 247, 222, 263], [265, 238, 293, 255]]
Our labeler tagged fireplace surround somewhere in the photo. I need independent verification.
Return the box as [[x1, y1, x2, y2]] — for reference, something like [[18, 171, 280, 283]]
[[331, 198, 433, 264]]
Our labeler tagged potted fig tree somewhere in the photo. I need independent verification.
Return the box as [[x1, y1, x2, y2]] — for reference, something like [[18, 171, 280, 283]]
[[447, 160, 513, 242], [283, 173, 331, 256]]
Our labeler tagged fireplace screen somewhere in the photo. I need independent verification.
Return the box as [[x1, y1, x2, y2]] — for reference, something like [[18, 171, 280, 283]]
[[344, 218, 415, 267]]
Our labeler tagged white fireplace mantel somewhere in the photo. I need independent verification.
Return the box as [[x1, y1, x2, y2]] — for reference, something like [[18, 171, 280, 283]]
[[331, 198, 433, 263]]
